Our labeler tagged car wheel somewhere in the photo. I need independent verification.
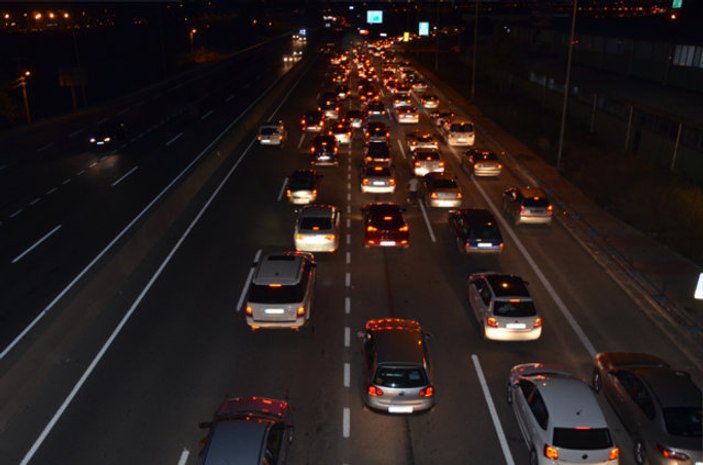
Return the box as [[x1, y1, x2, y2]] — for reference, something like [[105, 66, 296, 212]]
[[506, 383, 513, 405], [633, 440, 646, 465], [529, 449, 538, 465], [591, 369, 602, 392]]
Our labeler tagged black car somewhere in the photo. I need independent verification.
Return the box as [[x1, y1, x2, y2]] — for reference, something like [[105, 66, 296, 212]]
[[310, 135, 339, 166], [88, 121, 126, 148], [364, 141, 391, 164], [286, 169, 320, 205], [448, 209, 504, 253]]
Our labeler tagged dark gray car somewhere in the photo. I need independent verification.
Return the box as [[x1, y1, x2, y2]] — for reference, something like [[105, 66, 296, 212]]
[[592, 352, 702, 465]]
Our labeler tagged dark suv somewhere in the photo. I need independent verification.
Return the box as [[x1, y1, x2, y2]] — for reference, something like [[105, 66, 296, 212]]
[[502, 186, 553, 225], [357, 318, 434, 414]]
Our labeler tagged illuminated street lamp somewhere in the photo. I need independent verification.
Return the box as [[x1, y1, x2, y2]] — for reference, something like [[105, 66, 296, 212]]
[[189, 28, 197, 52], [14, 71, 32, 124]]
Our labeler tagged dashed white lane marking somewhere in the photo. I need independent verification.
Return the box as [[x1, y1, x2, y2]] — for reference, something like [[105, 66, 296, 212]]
[[166, 132, 183, 146], [346, 218, 350, 229], [316, 92, 320, 100], [29, 198, 41, 206], [342, 408, 350, 438], [276, 178, 288, 202], [177, 448, 189, 465], [345, 297, 350, 314], [344, 363, 350, 387], [89, 161, 97, 168], [396, 139, 407, 159], [46, 187, 58, 195], [347, 172, 351, 181], [69, 128, 84, 137], [346, 205, 351, 214], [96, 117, 108, 125], [111, 165, 139, 187], [347, 182, 351, 190], [10, 209, 23, 218], [418, 199, 437, 243], [76, 170, 85, 176], [346, 192, 351, 202], [237, 249, 262, 312], [471, 179, 598, 357], [12, 225, 62, 264], [297, 133, 306, 149], [36, 143, 53, 153], [345, 251, 350, 264], [115, 108, 129, 117], [344, 326, 350, 347], [62, 178, 71, 185], [471, 354, 515, 465], [226, 94, 235, 102], [346, 233, 351, 245], [200, 110, 214, 120], [345, 272, 351, 287]]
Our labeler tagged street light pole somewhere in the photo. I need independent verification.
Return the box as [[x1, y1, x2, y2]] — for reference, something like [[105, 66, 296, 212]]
[[471, 0, 479, 100], [17, 71, 32, 125], [189, 28, 197, 53], [556, 0, 578, 170]]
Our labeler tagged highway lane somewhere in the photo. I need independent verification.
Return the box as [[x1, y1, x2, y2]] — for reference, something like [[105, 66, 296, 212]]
[[1, 37, 701, 465], [0, 37, 303, 350]]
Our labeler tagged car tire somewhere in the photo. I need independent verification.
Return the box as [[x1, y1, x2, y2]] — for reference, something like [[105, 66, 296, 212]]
[[591, 369, 602, 392], [506, 383, 513, 405], [529, 449, 538, 465], [633, 440, 646, 465]]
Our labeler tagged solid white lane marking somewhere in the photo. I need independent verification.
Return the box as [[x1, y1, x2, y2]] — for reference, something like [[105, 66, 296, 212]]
[[297, 134, 305, 149], [111, 165, 139, 187], [29, 198, 41, 206], [345, 272, 351, 287], [346, 233, 351, 245], [471, 354, 515, 465], [96, 117, 108, 125], [226, 94, 235, 102], [200, 110, 214, 120], [18, 138, 264, 465], [344, 363, 350, 387], [12, 225, 62, 264], [346, 252, 350, 265], [342, 408, 350, 438], [89, 161, 97, 168], [237, 248, 263, 312], [36, 143, 53, 153], [62, 178, 71, 185], [472, 179, 597, 356], [2, 42, 304, 361], [344, 326, 350, 347], [177, 448, 190, 465], [345, 297, 350, 314], [276, 178, 287, 202], [10, 209, 23, 218], [46, 187, 58, 195], [76, 170, 85, 176], [116, 108, 129, 117], [418, 199, 437, 243], [69, 128, 84, 137], [396, 139, 407, 159], [166, 132, 183, 146]]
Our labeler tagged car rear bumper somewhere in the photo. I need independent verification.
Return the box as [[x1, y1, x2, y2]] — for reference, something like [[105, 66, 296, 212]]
[[516, 215, 552, 225], [362, 185, 395, 194], [364, 395, 434, 413], [485, 326, 542, 341]]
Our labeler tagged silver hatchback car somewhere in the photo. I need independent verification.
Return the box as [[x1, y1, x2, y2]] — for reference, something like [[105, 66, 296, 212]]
[[294, 205, 341, 253], [357, 318, 434, 414], [245, 252, 316, 330], [507, 364, 620, 465]]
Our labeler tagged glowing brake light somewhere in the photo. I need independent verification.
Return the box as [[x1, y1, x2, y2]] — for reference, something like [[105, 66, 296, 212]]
[[399, 225, 409, 232], [486, 317, 498, 328], [608, 448, 620, 461], [439, 161, 445, 167], [297, 306, 306, 316], [508, 298, 521, 303], [389, 178, 395, 186], [362, 178, 369, 185], [544, 445, 559, 460], [431, 192, 438, 199], [656, 444, 688, 460], [456, 192, 462, 199], [269, 284, 282, 288], [419, 386, 434, 397], [325, 234, 336, 240], [367, 225, 378, 232], [547, 205, 553, 215], [367, 385, 383, 396], [414, 161, 421, 167], [533, 317, 543, 328], [245, 306, 253, 316], [383, 216, 393, 221], [286, 189, 292, 197]]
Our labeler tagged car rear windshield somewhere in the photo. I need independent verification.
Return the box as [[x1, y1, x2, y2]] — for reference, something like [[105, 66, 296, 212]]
[[417, 152, 439, 161], [430, 179, 457, 189], [289, 179, 315, 190], [663, 407, 703, 437], [470, 222, 501, 239], [367, 167, 391, 177], [552, 428, 613, 450], [451, 123, 474, 133], [260, 128, 277, 135], [374, 366, 428, 388], [523, 197, 550, 208], [300, 217, 332, 231], [370, 214, 404, 229], [493, 300, 536, 317], [248, 281, 307, 304]]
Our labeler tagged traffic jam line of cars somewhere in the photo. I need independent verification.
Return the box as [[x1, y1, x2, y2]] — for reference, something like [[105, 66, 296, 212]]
[[195, 38, 702, 465]]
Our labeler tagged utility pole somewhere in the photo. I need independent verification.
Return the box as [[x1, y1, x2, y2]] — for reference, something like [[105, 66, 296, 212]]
[[471, 0, 479, 100], [556, 0, 578, 171], [15, 71, 32, 124]]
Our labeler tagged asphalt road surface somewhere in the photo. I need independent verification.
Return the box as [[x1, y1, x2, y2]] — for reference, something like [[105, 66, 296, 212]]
[[0, 32, 699, 465]]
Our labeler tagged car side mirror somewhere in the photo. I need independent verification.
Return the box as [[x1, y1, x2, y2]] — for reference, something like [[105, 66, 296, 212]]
[[423, 331, 434, 340], [198, 421, 211, 429], [356, 330, 369, 339]]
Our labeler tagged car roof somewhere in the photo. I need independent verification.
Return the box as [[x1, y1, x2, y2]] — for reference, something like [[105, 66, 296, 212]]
[[204, 420, 267, 465], [253, 253, 306, 286], [414, 149, 440, 158], [300, 205, 336, 218], [457, 208, 497, 224], [533, 376, 608, 428], [634, 367, 702, 408], [485, 274, 530, 298], [366, 319, 425, 365]]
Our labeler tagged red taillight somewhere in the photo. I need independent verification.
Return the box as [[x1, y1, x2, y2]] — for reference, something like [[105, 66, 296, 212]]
[[297, 306, 306, 316], [486, 317, 498, 327], [414, 161, 421, 167], [362, 178, 369, 185], [399, 225, 409, 232], [312, 189, 318, 197], [431, 192, 438, 198], [544, 445, 559, 460], [547, 205, 553, 215], [367, 385, 383, 396], [367, 225, 378, 232], [257, 135, 261, 141], [286, 189, 292, 197], [520, 206, 526, 214], [438, 161, 445, 167], [456, 192, 462, 199], [499, 242, 505, 249], [533, 317, 543, 328], [389, 178, 395, 186], [311, 146, 316, 153], [656, 444, 688, 460], [608, 447, 620, 461], [245, 306, 253, 316], [419, 386, 434, 397]]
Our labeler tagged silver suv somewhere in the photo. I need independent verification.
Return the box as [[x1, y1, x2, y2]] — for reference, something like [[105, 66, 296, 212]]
[[245, 252, 316, 330], [357, 318, 434, 414]]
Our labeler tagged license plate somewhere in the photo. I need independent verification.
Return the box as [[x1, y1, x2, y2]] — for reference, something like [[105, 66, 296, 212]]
[[372, 181, 385, 186], [437, 200, 454, 207], [380, 241, 396, 246], [265, 308, 285, 314], [320, 155, 330, 160], [388, 405, 413, 413], [477, 243, 493, 248], [506, 323, 527, 329]]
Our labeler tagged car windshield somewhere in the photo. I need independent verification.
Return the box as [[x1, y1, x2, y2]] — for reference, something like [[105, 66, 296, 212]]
[[430, 179, 457, 189], [663, 407, 703, 437], [289, 178, 315, 190], [368, 144, 389, 156], [477, 152, 498, 161], [417, 152, 439, 161], [367, 167, 391, 177], [260, 127, 277, 135], [248, 282, 306, 304], [469, 222, 501, 239], [300, 217, 332, 231], [552, 428, 613, 450], [523, 197, 550, 208], [451, 123, 473, 133], [374, 366, 428, 388], [370, 213, 404, 229], [493, 300, 536, 317]]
